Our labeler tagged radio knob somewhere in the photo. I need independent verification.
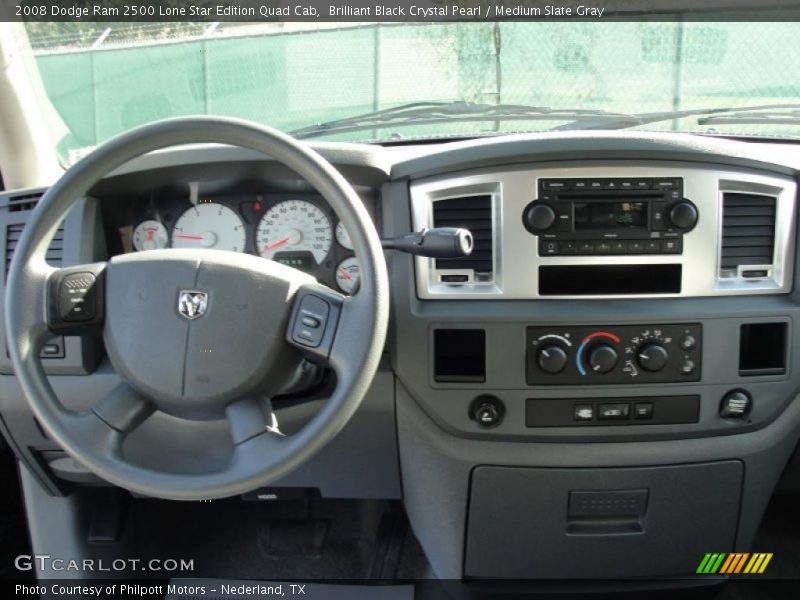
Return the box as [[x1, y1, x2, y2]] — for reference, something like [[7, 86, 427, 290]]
[[524, 203, 557, 233], [537, 344, 568, 374], [636, 342, 669, 372], [669, 200, 698, 231], [587, 344, 618, 374]]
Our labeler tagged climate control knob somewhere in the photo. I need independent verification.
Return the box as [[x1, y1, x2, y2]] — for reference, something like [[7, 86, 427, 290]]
[[636, 343, 669, 372], [587, 344, 618, 374], [537, 345, 568, 374], [524, 203, 557, 233], [669, 200, 698, 231]]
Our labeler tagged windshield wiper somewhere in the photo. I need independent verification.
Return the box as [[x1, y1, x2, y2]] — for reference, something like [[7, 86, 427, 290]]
[[289, 101, 639, 140], [554, 103, 800, 131]]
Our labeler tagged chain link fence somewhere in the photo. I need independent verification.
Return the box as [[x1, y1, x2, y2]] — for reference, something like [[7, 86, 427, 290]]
[[23, 20, 800, 159]]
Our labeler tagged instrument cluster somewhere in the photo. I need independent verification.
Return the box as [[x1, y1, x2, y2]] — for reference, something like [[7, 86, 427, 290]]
[[114, 192, 366, 294]]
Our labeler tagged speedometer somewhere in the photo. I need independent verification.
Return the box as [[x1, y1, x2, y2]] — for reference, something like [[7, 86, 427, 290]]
[[172, 203, 246, 252], [256, 200, 332, 265]]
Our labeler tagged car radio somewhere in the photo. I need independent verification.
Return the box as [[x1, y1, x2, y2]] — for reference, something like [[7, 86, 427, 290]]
[[522, 178, 698, 256]]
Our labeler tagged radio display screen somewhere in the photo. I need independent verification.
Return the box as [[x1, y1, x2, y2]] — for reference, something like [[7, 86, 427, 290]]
[[574, 201, 647, 230]]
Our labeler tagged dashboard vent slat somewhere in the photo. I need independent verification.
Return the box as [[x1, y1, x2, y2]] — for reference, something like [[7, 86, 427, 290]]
[[720, 193, 776, 270], [8, 191, 44, 212], [6, 223, 64, 277], [432, 195, 493, 274]]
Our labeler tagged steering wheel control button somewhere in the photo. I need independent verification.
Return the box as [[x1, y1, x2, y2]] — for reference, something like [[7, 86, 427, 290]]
[[470, 395, 504, 428], [58, 272, 97, 321], [292, 296, 330, 348], [597, 403, 630, 420], [720, 390, 752, 419], [573, 404, 594, 421], [301, 315, 321, 328], [633, 403, 654, 420]]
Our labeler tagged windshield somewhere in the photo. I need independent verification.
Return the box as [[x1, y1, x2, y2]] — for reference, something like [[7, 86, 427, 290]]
[[19, 20, 800, 164]]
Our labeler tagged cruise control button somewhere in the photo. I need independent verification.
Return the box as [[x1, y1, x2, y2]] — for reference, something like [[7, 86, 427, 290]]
[[58, 272, 97, 322], [301, 316, 320, 328], [597, 403, 631, 420]]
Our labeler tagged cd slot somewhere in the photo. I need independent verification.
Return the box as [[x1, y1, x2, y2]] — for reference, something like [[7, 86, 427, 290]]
[[539, 264, 681, 295]]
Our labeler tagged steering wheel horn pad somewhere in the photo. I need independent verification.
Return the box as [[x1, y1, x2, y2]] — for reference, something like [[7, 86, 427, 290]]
[[104, 249, 314, 418]]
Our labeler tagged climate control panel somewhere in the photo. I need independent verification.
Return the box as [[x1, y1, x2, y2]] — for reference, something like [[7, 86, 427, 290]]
[[526, 324, 702, 385]]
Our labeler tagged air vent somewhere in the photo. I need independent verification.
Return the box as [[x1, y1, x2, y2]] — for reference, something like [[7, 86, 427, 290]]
[[8, 191, 44, 212], [6, 223, 64, 277], [720, 193, 776, 273], [432, 195, 493, 275]]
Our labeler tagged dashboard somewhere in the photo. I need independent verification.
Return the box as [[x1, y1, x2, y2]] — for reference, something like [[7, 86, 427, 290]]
[[3, 132, 800, 582], [102, 185, 370, 295]]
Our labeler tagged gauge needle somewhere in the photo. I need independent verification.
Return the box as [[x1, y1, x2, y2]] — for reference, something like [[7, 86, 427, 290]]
[[262, 237, 289, 253], [338, 268, 352, 281], [173, 234, 204, 240]]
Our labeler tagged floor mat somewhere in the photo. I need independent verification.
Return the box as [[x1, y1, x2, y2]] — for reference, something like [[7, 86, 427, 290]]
[[125, 494, 432, 581]]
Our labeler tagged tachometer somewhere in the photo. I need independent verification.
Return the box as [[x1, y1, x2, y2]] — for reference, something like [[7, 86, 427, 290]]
[[172, 203, 246, 252], [132, 220, 168, 251], [256, 200, 332, 265]]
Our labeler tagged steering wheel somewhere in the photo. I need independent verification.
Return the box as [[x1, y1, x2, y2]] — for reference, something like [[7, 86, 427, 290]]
[[5, 117, 389, 500]]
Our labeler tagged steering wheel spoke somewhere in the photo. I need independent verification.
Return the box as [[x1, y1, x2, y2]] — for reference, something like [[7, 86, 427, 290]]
[[46, 262, 106, 336], [226, 396, 283, 445], [92, 382, 155, 435]]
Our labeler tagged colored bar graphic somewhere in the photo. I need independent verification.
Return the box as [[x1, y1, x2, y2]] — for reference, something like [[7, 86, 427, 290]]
[[698, 553, 773, 575]]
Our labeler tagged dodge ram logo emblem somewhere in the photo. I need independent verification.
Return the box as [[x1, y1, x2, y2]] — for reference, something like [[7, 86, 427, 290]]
[[177, 290, 208, 320]]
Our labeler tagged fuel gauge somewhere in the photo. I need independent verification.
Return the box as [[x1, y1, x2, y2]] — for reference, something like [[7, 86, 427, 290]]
[[335, 257, 360, 294], [132, 220, 168, 251]]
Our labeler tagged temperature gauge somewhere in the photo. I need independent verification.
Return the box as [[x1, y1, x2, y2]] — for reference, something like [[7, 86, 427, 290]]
[[132, 220, 168, 251], [335, 257, 360, 294]]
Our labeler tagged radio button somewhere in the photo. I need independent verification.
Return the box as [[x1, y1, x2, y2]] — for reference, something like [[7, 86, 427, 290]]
[[588, 180, 604, 190], [577, 241, 594, 254], [572, 180, 589, 190], [669, 200, 699, 231], [635, 179, 652, 189], [540, 240, 560, 255], [525, 202, 557, 233], [560, 241, 579, 255], [619, 180, 635, 190], [594, 241, 612, 254], [628, 241, 645, 253], [661, 239, 682, 254], [611, 241, 627, 254], [644, 240, 661, 254], [542, 180, 568, 190], [656, 178, 679, 190]]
